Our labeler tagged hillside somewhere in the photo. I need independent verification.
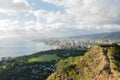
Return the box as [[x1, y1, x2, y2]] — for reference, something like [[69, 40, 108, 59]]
[[0, 49, 87, 80], [47, 44, 120, 80], [71, 31, 120, 39]]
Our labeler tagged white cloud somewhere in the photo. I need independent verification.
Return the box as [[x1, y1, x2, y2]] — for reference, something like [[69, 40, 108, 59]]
[[43, 0, 120, 25], [24, 20, 84, 37], [33, 10, 74, 23], [0, 0, 31, 15], [0, 19, 21, 31], [0, 0, 120, 39]]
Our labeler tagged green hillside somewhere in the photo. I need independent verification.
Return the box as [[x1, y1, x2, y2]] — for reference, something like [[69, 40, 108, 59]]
[[47, 44, 120, 80], [0, 49, 87, 80]]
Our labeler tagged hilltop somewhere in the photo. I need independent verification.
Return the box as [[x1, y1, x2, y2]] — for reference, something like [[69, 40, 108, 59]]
[[47, 44, 120, 80]]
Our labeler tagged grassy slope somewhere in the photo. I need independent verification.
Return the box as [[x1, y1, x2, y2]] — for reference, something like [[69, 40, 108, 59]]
[[0, 49, 87, 80], [47, 44, 120, 80], [108, 44, 120, 77]]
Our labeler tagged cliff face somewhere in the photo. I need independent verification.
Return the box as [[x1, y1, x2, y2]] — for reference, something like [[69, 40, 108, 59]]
[[47, 44, 120, 80]]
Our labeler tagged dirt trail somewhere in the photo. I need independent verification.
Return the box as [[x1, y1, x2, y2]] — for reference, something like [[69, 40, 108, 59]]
[[102, 48, 112, 74]]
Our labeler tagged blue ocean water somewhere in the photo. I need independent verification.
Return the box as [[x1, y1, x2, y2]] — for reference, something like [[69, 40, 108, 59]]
[[0, 38, 57, 59]]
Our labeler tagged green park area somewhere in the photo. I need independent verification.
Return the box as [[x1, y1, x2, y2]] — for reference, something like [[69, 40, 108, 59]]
[[28, 54, 60, 63]]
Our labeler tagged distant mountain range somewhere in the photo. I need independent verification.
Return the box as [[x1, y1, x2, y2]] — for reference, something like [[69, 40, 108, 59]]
[[71, 31, 120, 39]]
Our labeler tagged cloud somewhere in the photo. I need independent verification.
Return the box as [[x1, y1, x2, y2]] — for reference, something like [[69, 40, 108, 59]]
[[0, 19, 78, 39], [0, 19, 20, 31], [43, 0, 120, 25], [0, 0, 120, 39], [25, 20, 68, 33], [33, 10, 74, 23], [0, 0, 31, 15]]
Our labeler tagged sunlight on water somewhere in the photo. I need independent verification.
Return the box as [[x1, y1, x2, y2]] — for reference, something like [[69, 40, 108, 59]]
[[0, 38, 57, 59]]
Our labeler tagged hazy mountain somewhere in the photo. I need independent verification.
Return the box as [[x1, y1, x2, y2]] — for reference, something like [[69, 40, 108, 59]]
[[71, 31, 120, 39], [47, 44, 120, 80]]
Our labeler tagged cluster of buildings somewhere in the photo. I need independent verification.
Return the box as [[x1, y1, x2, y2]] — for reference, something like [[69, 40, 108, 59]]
[[42, 39, 120, 50]]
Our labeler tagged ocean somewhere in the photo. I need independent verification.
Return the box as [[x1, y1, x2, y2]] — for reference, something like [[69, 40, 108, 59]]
[[0, 38, 57, 59]]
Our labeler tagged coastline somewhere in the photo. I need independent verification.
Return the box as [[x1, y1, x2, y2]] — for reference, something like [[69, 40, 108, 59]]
[[0, 39, 57, 59]]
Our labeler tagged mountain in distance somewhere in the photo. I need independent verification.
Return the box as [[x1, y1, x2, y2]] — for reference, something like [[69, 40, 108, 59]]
[[47, 44, 120, 80], [70, 31, 120, 40]]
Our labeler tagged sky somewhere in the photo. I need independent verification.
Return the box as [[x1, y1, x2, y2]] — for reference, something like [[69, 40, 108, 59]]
[[0, 0, 120, 39]]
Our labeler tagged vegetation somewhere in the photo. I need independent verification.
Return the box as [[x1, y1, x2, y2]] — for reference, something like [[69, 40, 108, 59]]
[[47, 44, 120, 80], [0, 49, 87, 80], [28, 54, 60, 63], [108, 44, 120, 77], [2, 44, 119, 80]]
